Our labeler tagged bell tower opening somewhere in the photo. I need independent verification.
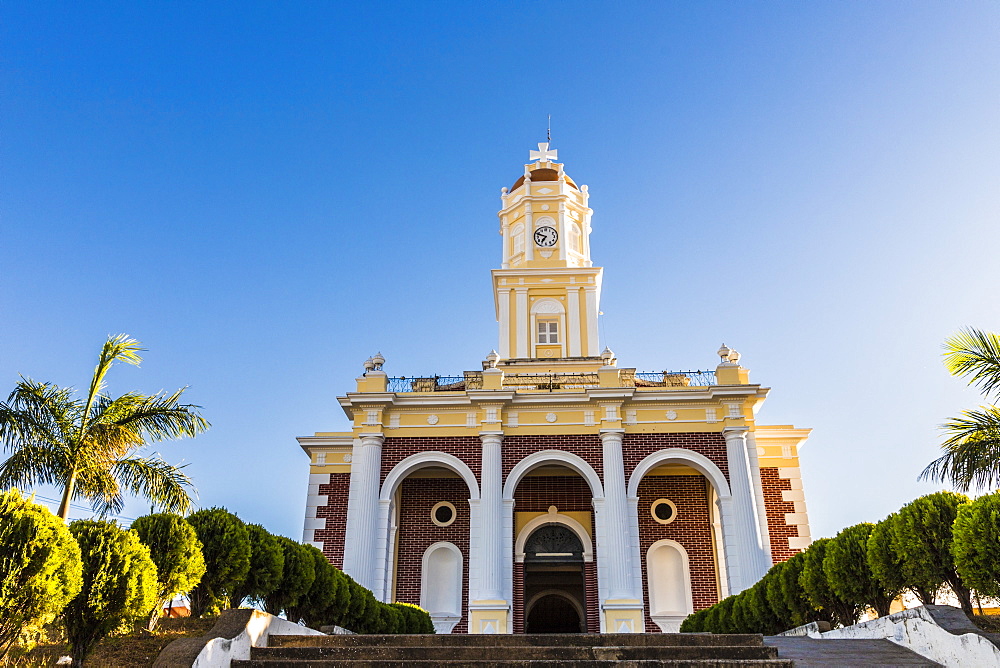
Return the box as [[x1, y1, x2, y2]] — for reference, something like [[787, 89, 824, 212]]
[[521, 524, 587, 633]]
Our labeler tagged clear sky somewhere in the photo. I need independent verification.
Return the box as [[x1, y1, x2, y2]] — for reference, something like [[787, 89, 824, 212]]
[[3, 2, 998, 542]]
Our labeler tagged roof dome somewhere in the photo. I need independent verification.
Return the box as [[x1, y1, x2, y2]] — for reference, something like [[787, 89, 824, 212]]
[[511, 166, 579, 192]]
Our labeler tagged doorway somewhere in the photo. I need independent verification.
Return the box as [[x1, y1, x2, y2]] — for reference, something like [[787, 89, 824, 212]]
[[522, 524, 587, 633]]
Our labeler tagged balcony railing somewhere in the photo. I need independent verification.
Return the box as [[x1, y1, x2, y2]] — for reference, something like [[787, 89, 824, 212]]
[[386, 373, 483, 393], [384, 369, 716, 393], [625, 370, 717, 387]]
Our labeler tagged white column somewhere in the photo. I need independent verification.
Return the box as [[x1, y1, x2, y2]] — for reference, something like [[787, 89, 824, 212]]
[[478, 431, 504, 600], [599, 429, 636, 600], [497, 288, 511, 359], [567, 287, 581, 357], [524, 202, 534, 262], [722, 427, 768, 591], [558, 201, 568, 262], [514, 288, 528, 358], [341, 433, 384, 591], [744, 431, 773, 567], [584, 287, 599, 356]]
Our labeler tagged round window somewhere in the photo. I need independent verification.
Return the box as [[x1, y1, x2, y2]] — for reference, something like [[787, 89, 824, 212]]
[[650, 498, 677, 524], [431, 501, 457, 527]]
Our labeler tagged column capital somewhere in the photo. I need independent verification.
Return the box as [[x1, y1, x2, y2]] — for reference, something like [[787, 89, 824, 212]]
[[479, 431, 505, 440], [359, 432, 385, 444], [599, 428, 625, 441], [722, 426, 749, 440]]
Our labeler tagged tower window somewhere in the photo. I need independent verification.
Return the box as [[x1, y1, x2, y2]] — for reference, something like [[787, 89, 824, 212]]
[[570, 223, 583, 253], [512, 223, 525, 256], [537, 320, 559, 344]]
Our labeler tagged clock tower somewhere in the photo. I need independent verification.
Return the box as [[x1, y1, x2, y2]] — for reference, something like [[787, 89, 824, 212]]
[[493, 143, 603, 360]]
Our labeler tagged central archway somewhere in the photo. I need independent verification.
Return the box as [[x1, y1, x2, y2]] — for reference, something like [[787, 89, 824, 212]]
[[521, 523, 587, 633]]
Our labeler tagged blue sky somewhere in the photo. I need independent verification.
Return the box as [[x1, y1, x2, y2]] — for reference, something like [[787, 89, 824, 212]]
[[2, 2, 998, 541]]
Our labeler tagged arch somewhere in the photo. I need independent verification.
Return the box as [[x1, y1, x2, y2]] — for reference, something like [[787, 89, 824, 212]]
[[525, 589, 586, 627], [380, 451, 480, 501], [534, 215, 556, 229], [515, 510, 594, 563], [503, 449, 604, 500], [420, 541, 463, 633], [530, 298, 565, 315], [626, 448, 731, 499], [646, 539, 694, 633]]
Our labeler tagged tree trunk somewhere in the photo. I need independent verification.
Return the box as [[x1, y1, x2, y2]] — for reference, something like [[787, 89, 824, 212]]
[[57, 471, 78, 521], [147, 599, 164, 632], [912, 586, 937, 605], [949, 578, 974, 616]]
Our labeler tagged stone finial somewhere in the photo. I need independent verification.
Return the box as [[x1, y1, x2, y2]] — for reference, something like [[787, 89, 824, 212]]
[[363, 357, 375, 373], [717, 344, 732, 363], [485, 350, 500, 368], [601, 346, 616, 366], [727, 349, 741, 364], [372, 352, 385, 371]]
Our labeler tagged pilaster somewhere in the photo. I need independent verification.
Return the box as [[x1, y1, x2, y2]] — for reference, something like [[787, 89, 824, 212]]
[[599, 429, 644, 632], [722, 426, 769, 591], [341, 432, 384, 591]]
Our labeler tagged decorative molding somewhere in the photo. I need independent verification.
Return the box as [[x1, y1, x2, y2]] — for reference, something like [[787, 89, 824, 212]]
[[503, 450, 605, 500], [426, 414, 439, 425], [545, 412, 558, 423]]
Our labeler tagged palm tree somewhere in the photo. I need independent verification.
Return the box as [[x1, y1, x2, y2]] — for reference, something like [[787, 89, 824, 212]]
[[922, 328, 1000, 492], [0, 334, 209, 520]]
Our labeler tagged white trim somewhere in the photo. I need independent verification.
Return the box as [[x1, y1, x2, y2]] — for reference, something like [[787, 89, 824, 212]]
[[420, 541, 464, 634], [514, 510, 594, 563], [503, 449, 605, 500], [380, 451, 481, 501], [646, 539, 694, 633], [650, 498, 678, 524], [627, 448, 732, 499]]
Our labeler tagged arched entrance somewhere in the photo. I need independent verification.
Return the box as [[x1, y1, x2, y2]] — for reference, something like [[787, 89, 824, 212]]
[[522, 524, 586, 633]]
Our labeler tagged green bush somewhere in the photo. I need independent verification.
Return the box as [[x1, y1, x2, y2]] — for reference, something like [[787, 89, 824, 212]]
[[392, 601, 435, 633], [952, 490, 1000, 598], [131, 512, 206, 631], [229, 524, 284, 608], [186, 507, 250, 616], [0, 489, 83, 661], [263, 536, 316, 617], [63, 520, 158, 668], [894, 491, 973, 614], [285, 544, 339, 627], [800, 537, 858, 627], [824, 523, 897, 617]]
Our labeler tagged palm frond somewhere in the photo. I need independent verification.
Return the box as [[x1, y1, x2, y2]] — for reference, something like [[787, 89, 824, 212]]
[[75, 466, 124, 516], [83, 334, 144, 428], [92, 389, 210, 441], [0, 380, 79, 454], [920, 405, 1000, 491], [111, 455, 196, 515], [944, 328, 1000, 399], [0, 442, 71, 489]]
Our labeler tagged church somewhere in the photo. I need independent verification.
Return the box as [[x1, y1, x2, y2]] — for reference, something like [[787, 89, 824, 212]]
[[298, 144, 813, 635]]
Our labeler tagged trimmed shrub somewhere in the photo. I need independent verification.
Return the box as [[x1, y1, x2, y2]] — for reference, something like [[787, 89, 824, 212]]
[[285, 544, 339, 627], [777, 551, 819, 628], [393, 601, 435, 634], [229, 524, 284, 608], [131, 512, 206, 631], [894, 491, 973, 614], [0, 489, 82, 661], [952, 490, 1000, 598], [801, 537, 858, 627], [63, 520, 158, 668], [264, 536, 316, 617], [186, 507, 250, 616], [824, 523, 897, 617]]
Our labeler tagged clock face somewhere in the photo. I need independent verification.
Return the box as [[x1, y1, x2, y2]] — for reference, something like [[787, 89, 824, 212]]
[[534, 226, 558, 247]]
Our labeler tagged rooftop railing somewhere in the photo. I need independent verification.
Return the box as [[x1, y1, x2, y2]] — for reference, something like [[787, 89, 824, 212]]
[[384, 368, 716, 392]]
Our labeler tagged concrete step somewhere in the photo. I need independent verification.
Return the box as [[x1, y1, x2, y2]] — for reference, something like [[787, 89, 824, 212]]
[[269, 633, 767, 648], [232, 661, 795, 668], [250, 645, 779, 661]]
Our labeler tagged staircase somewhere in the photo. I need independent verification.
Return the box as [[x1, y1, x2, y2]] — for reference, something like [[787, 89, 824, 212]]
[[232, 633, 794, 667]]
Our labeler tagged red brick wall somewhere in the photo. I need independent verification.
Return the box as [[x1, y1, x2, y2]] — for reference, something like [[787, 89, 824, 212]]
[[512, 476, 593, 512], [314, 473, 351, 568], [636, 475, 719, 632], [623, 433, 730, 483], [760, 467, 800, 563], [393, 477, 470, 633], [501, 434, 604, 479]]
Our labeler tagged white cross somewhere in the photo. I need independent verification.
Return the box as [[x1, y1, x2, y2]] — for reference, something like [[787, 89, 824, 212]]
[[529, 142, 558, 162]]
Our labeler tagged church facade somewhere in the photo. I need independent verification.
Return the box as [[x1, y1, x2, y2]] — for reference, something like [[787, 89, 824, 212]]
[[299, 145, 812, 634]]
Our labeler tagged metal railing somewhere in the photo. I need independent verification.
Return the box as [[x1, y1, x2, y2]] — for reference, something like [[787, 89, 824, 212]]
[[386, 373, 483, 393], [626, 370, 717, 387]]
